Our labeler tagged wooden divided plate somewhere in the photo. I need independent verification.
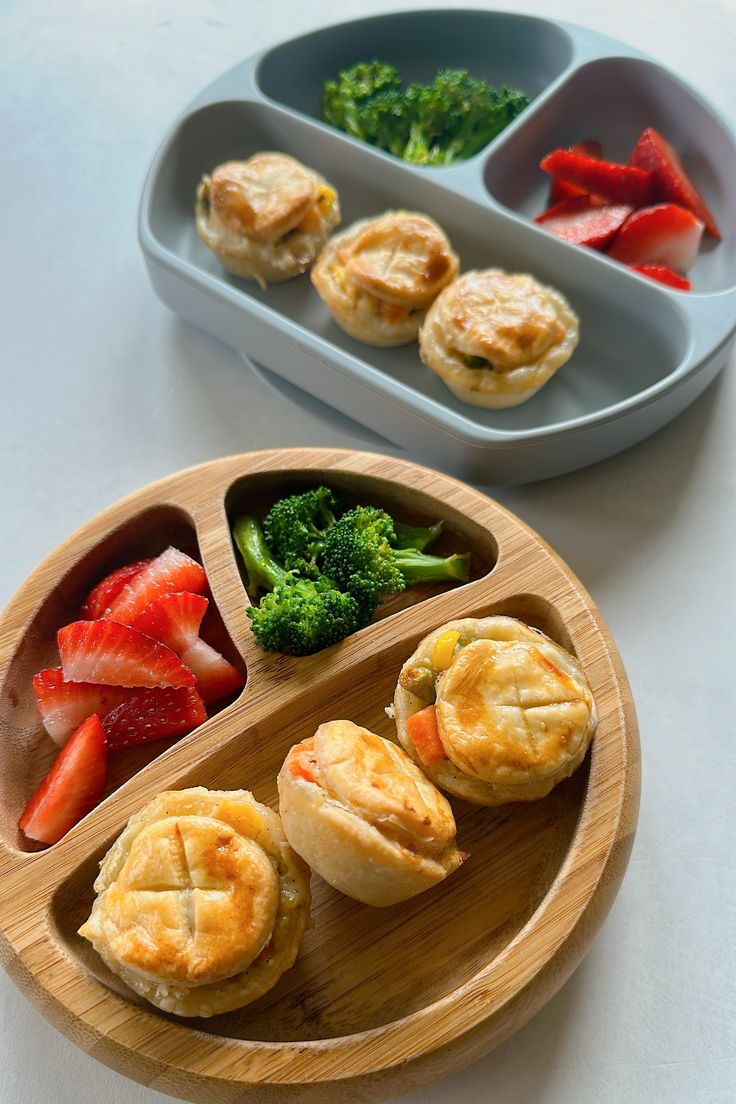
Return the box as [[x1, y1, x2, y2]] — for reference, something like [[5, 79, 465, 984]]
[[0, 449, 640, 1103]]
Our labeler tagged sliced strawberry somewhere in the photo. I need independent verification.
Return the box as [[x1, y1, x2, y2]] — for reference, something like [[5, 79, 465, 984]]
[[132, 592, 244, 705], [19, 714, 107, 844], [630, 128, 720, 239], [58, 620, 196, 689], [103, 687, 206, 750], [536, 196, 634, 250], [630, 264, 691, 291], [105, 547, 207, 627], [549, 140, 603, 204], [608, 204, 704, 272], [81, 559, 152, 620], [33, 667, 131, 746], [540, 150, 655, 207]]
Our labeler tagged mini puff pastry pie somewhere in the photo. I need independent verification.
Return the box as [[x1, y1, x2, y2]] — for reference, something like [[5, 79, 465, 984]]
[[195, 152, 341, 286], [418, 269, 579, 407], [311, 211, 459, 346], [394, 617, 596, 805], [78, 788, 310, 1017], [278, 720, 463, 906]]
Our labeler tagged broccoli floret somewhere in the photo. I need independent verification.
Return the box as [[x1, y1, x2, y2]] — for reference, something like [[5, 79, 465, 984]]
[[357, 88, 410, 156], [403, 69, 529, 166], [322, 506, 471, 616], [232, 516, 363, 656], [322, 60, 402, 142], [263, 485, 343, 578]]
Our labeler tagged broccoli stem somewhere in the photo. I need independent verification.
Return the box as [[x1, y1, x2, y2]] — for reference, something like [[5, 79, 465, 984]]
[[393, 549, 471, 585], [232, 516, 289, 594], [393, 520, 443, 552]]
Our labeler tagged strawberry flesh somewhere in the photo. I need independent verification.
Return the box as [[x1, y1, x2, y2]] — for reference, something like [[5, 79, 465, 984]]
[[133, 592, 244, 705], [630, 127, 720, 239], [630, 264, 691, 291], [536, 196, 634, 250], [541, 149, 655, 207], [103, 687, 206, 750], [105, 547, 207, 627], [19, 714, 107, 845], [549, 140, 603, 205], [608, 203, 704, 272], [58, 620, 196, 689], [81, 559, 152, 620], [33, 667, 131, 746]]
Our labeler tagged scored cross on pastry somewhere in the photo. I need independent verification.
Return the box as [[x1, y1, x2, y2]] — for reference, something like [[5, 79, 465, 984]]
[[394, 616, 597, 804], [196, 151, 341, 286], [311, 210, 459, 346], [78, 788, 310, 1017]]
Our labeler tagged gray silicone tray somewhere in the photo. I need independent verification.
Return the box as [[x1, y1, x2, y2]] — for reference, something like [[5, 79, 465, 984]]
[[139, 9, 736, 484]]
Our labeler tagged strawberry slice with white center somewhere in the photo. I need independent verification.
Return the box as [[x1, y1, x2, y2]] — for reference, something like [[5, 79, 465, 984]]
[[535, 196, 634, 250], [629, 127, 720, 239], [103, 687, 206, 751], [19, 714, 107, 844], [104, 547, 207, 627], [549, 140, 603, 205], [630, 264, 691, 291], [33, 667, 131, 746], [132, 592, 245, 705], [608, 203, 704, 272], [540, 149, 655, 207], [58, 620, 196, 689], [81, 558, 152, 620]]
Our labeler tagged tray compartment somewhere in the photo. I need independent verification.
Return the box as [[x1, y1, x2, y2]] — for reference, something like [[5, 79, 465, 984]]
[[0, 505, 245, 854], [484, 57, 735, 293], [256, 10, 573, 157], [224, 464, 497, 640], [50, 589, 588, 1040], [147, 99, 691, 437]]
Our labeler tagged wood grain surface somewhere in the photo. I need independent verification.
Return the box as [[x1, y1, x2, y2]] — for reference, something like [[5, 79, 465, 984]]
[[0, 448, 640, 1103]]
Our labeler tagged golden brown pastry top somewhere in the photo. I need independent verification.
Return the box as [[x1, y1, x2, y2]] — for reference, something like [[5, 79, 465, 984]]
[[208, 153, 317, 242], [86, 814, 278, 986], [433, 269, 568, 370], [340, 213, 459, 309], [436, 637, 594, 784], [295, 720, 457, 857]]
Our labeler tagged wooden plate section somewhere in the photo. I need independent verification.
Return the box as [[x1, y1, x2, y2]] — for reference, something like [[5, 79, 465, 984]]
[[0, 449, 640, 1103]]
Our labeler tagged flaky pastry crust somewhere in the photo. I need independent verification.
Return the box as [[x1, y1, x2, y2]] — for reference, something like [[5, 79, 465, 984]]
[[394, 617, 596, 804], [418, 269, 579, 408], [278, 720, 462, 906], [78, 788, 310, 1017]]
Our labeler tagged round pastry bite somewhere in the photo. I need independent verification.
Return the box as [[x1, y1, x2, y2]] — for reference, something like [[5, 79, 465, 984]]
[[311, 211, 459, 346], [78, 787, 310, 1017], [278, 720, 463, 906], [195, 152, 341, 286], [418, 269, 579, 408], [394, 616, 596, 805]]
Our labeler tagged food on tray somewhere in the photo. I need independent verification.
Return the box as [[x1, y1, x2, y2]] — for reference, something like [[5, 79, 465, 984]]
[[536, 127, 719, 288], [19, 715, 107, 845], [78, 788, 310, 1017], [607, 203, 704, 270], [322, 60, 528, 165], [232, 486, 470, 655], [418, 269, 579, 409], [19, 547, 244, 843], [311, 211, 459, 346], [278, 721, 463, 906], [393, 616, 596, 805], [195, 152, 341, 285]]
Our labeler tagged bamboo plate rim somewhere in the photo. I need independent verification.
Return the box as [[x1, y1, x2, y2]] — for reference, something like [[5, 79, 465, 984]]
[[0, 449, 640, 1095]]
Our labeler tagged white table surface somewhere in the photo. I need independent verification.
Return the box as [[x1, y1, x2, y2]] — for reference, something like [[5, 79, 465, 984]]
[[1, 1, 734, 1101]]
